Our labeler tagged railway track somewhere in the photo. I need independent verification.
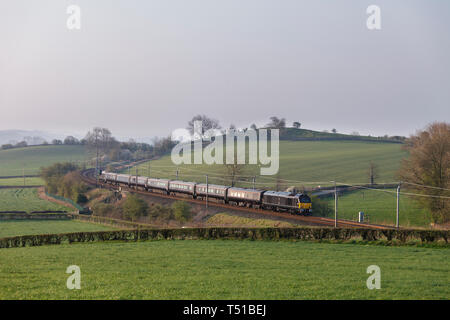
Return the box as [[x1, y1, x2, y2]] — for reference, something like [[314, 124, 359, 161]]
[[80, 168, 390, 230]]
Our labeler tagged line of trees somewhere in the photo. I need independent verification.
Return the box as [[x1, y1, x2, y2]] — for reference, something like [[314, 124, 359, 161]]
[[40, 162, 89, 205]]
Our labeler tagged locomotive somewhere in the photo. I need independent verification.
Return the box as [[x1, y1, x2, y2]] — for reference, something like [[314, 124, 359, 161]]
[[99, 171, 312, 215]]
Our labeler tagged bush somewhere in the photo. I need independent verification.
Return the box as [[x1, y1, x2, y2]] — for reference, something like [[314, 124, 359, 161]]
[[92, 203, 116, 217], [171, 201, 193, 223], [121, 194, 148, 221], [311, 196, 333, 217]]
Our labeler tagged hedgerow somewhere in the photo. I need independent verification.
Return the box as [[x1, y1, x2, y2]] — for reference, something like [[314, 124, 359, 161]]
[[0, 227, 448, 249]]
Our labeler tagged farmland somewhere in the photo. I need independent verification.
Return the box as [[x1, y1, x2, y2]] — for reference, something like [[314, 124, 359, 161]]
[[324, 189, 432, 227], [0, 145, 89, 177], [128, 140, 407, 189], [0, 188, 69, 212], [0, 220, 116, 238], [0, 240, 448, 299], [0, 177, 44, 186]]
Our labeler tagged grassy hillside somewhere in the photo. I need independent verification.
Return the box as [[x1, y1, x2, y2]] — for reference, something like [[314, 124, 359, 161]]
[[324, 189, 432, 227], [0, 145, 89, 177], [0, 240, 447, 299], [207, 213, 297, 227], [0, 188, 69, 212], [0, 220, 116, 238], [128, 140, 407, 188]]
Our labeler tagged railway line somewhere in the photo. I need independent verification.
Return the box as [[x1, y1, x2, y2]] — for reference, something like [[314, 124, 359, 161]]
[[80, 168, 390, 230]]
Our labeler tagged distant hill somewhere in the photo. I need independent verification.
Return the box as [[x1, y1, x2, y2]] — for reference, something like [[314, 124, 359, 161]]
[[0, 130, 62, 146], [278, 128, 405, 143]]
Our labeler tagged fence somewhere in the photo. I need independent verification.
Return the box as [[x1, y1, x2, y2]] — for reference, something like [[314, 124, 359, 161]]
[[44, 191, 85, 212]]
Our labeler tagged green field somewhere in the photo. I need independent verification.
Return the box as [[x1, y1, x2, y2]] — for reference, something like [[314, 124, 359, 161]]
[[0, 177, 44, 186], [129, 140, 407, 189], [0, 220, 116, 238], [324, 189, 432, 227], [0, 240, 448, 299], [0, 188, 69, 212], [0, 145, 89, 177]]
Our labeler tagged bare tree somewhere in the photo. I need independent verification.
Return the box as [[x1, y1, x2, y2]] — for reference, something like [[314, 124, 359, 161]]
[[266, 116, 286, 129], [84, 127, 117, 155], [397, 122, 450, 223], [223, 152, 246, 187], [187, 115, 221, 135], [368, 161, 379, 185], [64, 136, 79, 145]]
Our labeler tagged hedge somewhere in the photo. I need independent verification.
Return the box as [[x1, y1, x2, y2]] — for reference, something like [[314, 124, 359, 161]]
[[0, 227, 448, 249], [0, 212, 70, 220]]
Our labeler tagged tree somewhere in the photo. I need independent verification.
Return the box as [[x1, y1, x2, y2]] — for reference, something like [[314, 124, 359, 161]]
[[1, 144, 14, 150], [64, 136, 79, 145], [368, 161, 379, 185], [15, 141, 27, 148], [397, 122, 450, 223], [266, 116, 286, 129], [187, 115, 221, 136], [250, 123, 257, 130], [121, 194, 148, 221], [223, 152, 246, 187], [292, 122, 301, 129], [52, 139, 63, 145], [331, 128, 337, 133], [84, 127, 117, 155]]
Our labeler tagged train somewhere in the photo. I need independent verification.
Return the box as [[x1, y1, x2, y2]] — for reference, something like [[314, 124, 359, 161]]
[[99, 171, 312, 215]]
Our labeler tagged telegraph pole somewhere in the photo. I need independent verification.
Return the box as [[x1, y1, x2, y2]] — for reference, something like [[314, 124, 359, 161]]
[[205, 174, 208, 209], [95, 135, 99, 187], [253, 176, 256, 190], [136, 168, 139, 190], [396, 182, 401, 228], [334, 181, 338, 228], [176, 167, 179, 180]]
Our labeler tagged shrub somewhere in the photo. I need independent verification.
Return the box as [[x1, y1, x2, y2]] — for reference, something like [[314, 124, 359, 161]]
[[311, 196, 333, 217], [171, 201, 193, 223], [121, 194, 148, 221]]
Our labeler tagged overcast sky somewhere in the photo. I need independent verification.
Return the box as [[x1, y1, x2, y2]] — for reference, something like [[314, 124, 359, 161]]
[[0, 0, 449, 141]]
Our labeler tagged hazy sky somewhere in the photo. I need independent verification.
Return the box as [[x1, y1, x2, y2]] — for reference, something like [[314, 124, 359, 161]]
[[1, 0, 449, 141]]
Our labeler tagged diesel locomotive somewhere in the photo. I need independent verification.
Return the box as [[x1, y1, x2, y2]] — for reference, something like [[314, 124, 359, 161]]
[[100, 171, 312, 215]]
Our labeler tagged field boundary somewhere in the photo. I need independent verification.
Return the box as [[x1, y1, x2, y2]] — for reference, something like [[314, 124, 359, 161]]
[[0, 227, 448, 249], [0, 212, 70, 220]]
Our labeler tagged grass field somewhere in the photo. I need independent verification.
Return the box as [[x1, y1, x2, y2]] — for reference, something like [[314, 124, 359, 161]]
[[324, 189, 432, 227], [0, 240, 447, 299], [0, 145, 89, 177], [0, 188, 69, 212], [0, 220, 117, 238], [207, 213, 297, 227], [128, 140, 407, 189], [0, 177, 44, 186]]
